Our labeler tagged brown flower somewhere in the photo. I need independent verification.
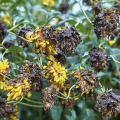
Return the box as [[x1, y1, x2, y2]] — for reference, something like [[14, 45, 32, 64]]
[[82, 0, 92, 5], [41, 86, 58, 112], [92, 8, 119, 40], [15, 26, 32, 48], [59, 1, 69, 14], [57, 26, 82, 55], [19, 60, 42, 92], [0, 21, 8, 43], [88, 46, 111, 71], [94, 90, 120, 118], [72, 69, 100, 97]]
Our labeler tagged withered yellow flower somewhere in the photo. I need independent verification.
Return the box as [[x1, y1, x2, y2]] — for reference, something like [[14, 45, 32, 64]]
[[42, 0, 55, 6], [3, 14, 11, 23], [43, 61, 68, 90]]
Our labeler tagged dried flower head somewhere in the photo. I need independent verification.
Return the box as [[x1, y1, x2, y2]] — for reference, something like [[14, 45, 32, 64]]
[[5, 73, 31, 101], [26, 26, 58, 59], [41, 86, 58, 111], [57, 26, 82, 55], [15, 26, 32, 48], [82, 0, 92, 5], [43, 61, 68, 90], [0, 21, 8, 43], [0, 98, 19, 120], [59, 79, 75, 109], [0, 59, 12, 90], [92, 8, 119, 40], [19, 60, 42, 92], [94, 90, 120, 118], [88, 46, 111, 71], [92, 0, 102, 15], [52, 48, 66, 64], [114, 0, 120, 15], [42, 0, 55, 6], [72, 69, 100, 97], [59, 1, 69, 14], [3, 41, 14, 49]]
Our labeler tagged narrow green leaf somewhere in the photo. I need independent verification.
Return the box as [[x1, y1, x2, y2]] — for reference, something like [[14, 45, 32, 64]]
[[7, 46, 22, 53]]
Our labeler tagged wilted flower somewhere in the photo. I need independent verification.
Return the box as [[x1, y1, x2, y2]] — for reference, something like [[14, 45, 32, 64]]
[[59, 79, 75, 109], [26, 26, 58, 59], [92, 8, 119, 40], [88, 46, 111, 71], [41, 86, 58, 111], [59, 1, 69, 14], [19, 60, 42, 92], [3, 14, 11, 23], [94, 90, 120, 118], [0, 59, 12, 90], [0, 21, 8, 43], [57, 26, 82, 55], [42, 0, 55, 6], [72, 69, 100, 97], [92, 0, 102, 15], [43, 61, 68, 90], [0, 98, 19, 120], [15, 26, 32, 48], [5, 73, 31, 101], [114, 0, 120, 15]]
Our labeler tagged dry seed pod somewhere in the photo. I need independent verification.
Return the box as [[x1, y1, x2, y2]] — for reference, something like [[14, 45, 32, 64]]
[[72, 69, 100, 97], [88, 46, 111, 71], [57, 25, 82, 55], [41, 86, 58, 112], [15, 26, 32, 48], [92, 8, 119, 40], [94, 90, 120, 118]]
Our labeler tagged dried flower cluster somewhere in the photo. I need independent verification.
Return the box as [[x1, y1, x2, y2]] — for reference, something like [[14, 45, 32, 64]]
[[19, 60, 43, 91], [92, 8, 119, 40], [94, 90, 120, 118], [59, 79, 75, 109], [72, 69, 100, 97], [92, 0, 102, 15], [57, 26, 82, 55], [0, 59, 12, 90], [0, 98, 19, 120], [41, 86, 58, 111], [88, 46, 111, 71], [43, 60, 68, 90], [59, 1, 69, 14], [0, 21, 8, 43], [15, 26, 32, 48]]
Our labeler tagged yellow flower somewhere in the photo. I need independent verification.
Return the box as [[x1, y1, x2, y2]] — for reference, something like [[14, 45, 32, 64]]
[[108, 40, 115, 45], [5, 77, 30, 101], [27, 91, 32, 98], [43, 61, 68, 90], [3, 14, 11, 23], [0, 59, 9, 73], [42, 0, 55, 6]]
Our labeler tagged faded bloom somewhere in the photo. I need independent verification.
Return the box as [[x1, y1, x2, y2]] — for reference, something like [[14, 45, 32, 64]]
[[88, 46, 111, 71], [15, 26, 32, 48], [57, 26, 82, 55], [43, 61, 68, 90], [95, 90, 120, 118], [59, 1, 69, 14], [26, 26, 58, 59], [19, 60, 42, 92], [0, 21, 8, 43], [0, 59, 12, 90], [3, 14, 11, 23], [5, 73, 31, 101], [72, 69, 100, 97], [41, 86, 58, 111], [92, 8, 119, 40], [0, 98, 19, 120]]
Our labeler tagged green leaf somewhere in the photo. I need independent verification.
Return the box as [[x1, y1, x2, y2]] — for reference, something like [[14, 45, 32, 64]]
[[7, 46, 22, 53], [68, 63, 81, 71], [51, 106, 62, 120], [66, 110, 76, 120], [3, 33, 16, 43]]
